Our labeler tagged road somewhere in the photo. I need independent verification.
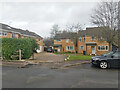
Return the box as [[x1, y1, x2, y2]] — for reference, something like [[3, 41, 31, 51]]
[[2, 64, 118, 88]]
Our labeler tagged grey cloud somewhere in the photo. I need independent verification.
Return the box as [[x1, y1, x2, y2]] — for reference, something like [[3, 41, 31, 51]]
[[0, 2, 98, 37]]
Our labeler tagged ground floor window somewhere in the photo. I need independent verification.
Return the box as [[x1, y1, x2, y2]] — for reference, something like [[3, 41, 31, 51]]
[[66, 46, 73, 50], [80, 46, 84, 50], [98, 46, 109, 51]]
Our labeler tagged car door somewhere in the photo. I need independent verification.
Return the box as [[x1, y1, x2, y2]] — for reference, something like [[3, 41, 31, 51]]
[[111, 52, 120, 68]]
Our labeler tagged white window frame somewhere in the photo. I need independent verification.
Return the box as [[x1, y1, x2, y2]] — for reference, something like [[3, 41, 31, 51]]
[[66, 46, 73, 50], [79, 37, 82, 42], [12, 33, 16, 38], [98, 46, 109, 51], [0, 32, 2, 36], [0, 32, 7, 36], [91, 36, 95, 41], [80, 46, 84, 50], [83, 35, 85, 42], [98, 37, 102, 41], [66, 39, 69, 43]]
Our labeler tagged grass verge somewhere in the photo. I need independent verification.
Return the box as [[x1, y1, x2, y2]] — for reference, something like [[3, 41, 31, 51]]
[[68, 55, 93, 61]]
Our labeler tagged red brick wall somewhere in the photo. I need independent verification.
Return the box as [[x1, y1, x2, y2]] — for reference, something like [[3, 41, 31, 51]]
[[0, 32, 19, 38], [77, 35, 111, 55], [54, 39, 75, 52]]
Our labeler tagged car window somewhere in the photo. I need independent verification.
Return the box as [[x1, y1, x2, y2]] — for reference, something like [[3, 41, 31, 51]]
[[112, 52, 120, 58], [103, 51, 114, 57]]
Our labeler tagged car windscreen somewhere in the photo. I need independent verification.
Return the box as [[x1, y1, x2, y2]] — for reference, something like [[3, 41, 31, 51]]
[[103, 51, 114, 57], [48, 48, 51, 50]]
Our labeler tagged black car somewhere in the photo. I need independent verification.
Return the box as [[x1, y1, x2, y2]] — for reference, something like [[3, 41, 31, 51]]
[[91, 50, 120, 69], [47, 48, 53, 53]]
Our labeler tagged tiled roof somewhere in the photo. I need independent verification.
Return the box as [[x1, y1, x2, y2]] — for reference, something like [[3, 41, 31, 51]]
[[54, 32, 77, 39], [78, 27, 109, 37], [0, 23, 43, 39]]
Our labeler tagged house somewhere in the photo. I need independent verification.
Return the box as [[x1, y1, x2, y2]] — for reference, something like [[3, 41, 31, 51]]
[[77, 27, 111, 55], [54, 32, 77, 52], [0, 23, 44, 53], [54, 27, 112, 55]]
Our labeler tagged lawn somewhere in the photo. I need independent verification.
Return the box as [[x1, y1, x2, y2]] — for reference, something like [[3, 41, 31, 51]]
[[54, 52, 75, 54], [68, 55, 93, 60]]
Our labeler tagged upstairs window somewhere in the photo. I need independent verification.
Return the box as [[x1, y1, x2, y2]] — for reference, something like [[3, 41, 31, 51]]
[[79, 37, 82, 42], [98, 37, 102, 41], [56, 39, 61, 42], [12, 33, 16, 38], [71, 39, 73, 43], [0, 32, 7, 36], [83, 35, 86, 42], [92, 36, 95, 41], [66, 39, 69, 43], [39, 38, 41, 41]]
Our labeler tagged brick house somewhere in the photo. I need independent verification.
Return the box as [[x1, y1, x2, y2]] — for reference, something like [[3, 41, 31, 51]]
[[54, 27, 112, 55], [54, 32, 77, 53], [77, 27, 111, 55], [0, 23, 44, 53]]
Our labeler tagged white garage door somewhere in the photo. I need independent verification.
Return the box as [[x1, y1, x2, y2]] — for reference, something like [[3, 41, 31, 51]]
[[37, 46, 43, 53]]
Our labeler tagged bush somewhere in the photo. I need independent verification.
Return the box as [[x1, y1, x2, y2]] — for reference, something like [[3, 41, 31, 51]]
[[1, 38, 39, 60]]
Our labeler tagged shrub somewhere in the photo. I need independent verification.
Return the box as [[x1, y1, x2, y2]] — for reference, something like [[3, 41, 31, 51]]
[[1, 38, 39, 60]]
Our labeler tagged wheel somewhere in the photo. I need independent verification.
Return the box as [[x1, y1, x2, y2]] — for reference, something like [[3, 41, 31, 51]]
[[100, 61, 108, 69]]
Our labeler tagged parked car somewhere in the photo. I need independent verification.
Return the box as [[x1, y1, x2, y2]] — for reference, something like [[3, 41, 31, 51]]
[[47, 48, 54, 53], [91, 50, 120, 69]]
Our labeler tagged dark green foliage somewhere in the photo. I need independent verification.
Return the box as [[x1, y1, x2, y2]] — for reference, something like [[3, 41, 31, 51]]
[[1, 38, 39, 60]]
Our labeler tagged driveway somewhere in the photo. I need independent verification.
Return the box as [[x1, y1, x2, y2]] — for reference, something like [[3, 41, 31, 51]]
[[33, 52, 66, 62], [2, 64, 118, 88]]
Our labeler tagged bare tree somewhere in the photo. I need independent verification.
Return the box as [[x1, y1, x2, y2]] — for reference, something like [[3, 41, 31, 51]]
[[43, 37, 54, 47], [65, 23, 83, 55], [91, 1, 119, 50], [66, 23, 83, 32], [50, 24, 59, 38]]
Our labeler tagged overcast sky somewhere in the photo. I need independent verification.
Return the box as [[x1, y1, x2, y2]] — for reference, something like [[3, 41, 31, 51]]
[[0, 1, 101, 38]]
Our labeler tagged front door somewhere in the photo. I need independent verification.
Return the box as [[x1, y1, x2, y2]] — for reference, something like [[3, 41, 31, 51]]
[[58, 47, 61, 52], [91, 46, 95, 54]]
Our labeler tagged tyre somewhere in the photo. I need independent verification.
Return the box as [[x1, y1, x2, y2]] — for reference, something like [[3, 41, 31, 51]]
[[100, 61, 108, 69]]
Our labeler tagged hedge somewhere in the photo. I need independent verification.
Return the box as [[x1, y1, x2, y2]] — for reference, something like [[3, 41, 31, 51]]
[[1, 38, 39, 60]]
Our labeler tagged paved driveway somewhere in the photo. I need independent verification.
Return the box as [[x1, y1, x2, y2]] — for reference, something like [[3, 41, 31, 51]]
[[33, 52, 66, 62]]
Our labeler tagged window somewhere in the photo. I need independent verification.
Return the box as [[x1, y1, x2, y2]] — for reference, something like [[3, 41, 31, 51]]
[[71, 39, 73, 43], [0, 32, 7, 36], [12, 33, 16, 38], [79, 37, 82, 42], [113, 52, 120, 58], [98, 46, 109, 51], [80, 46, 84, 50], [98, 37, 102, 41], [0, 32, 2, 36], [56, 39, 61, 42], [66, 39, 69, 43], [83, 35, 85, 42], [92, 36, 95, 41], [39, 38, 41, 41], [66, 46, 73, 50]]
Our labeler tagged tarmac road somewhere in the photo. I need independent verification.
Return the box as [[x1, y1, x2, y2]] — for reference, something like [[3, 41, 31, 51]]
[[2, 63, 118, 88]]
